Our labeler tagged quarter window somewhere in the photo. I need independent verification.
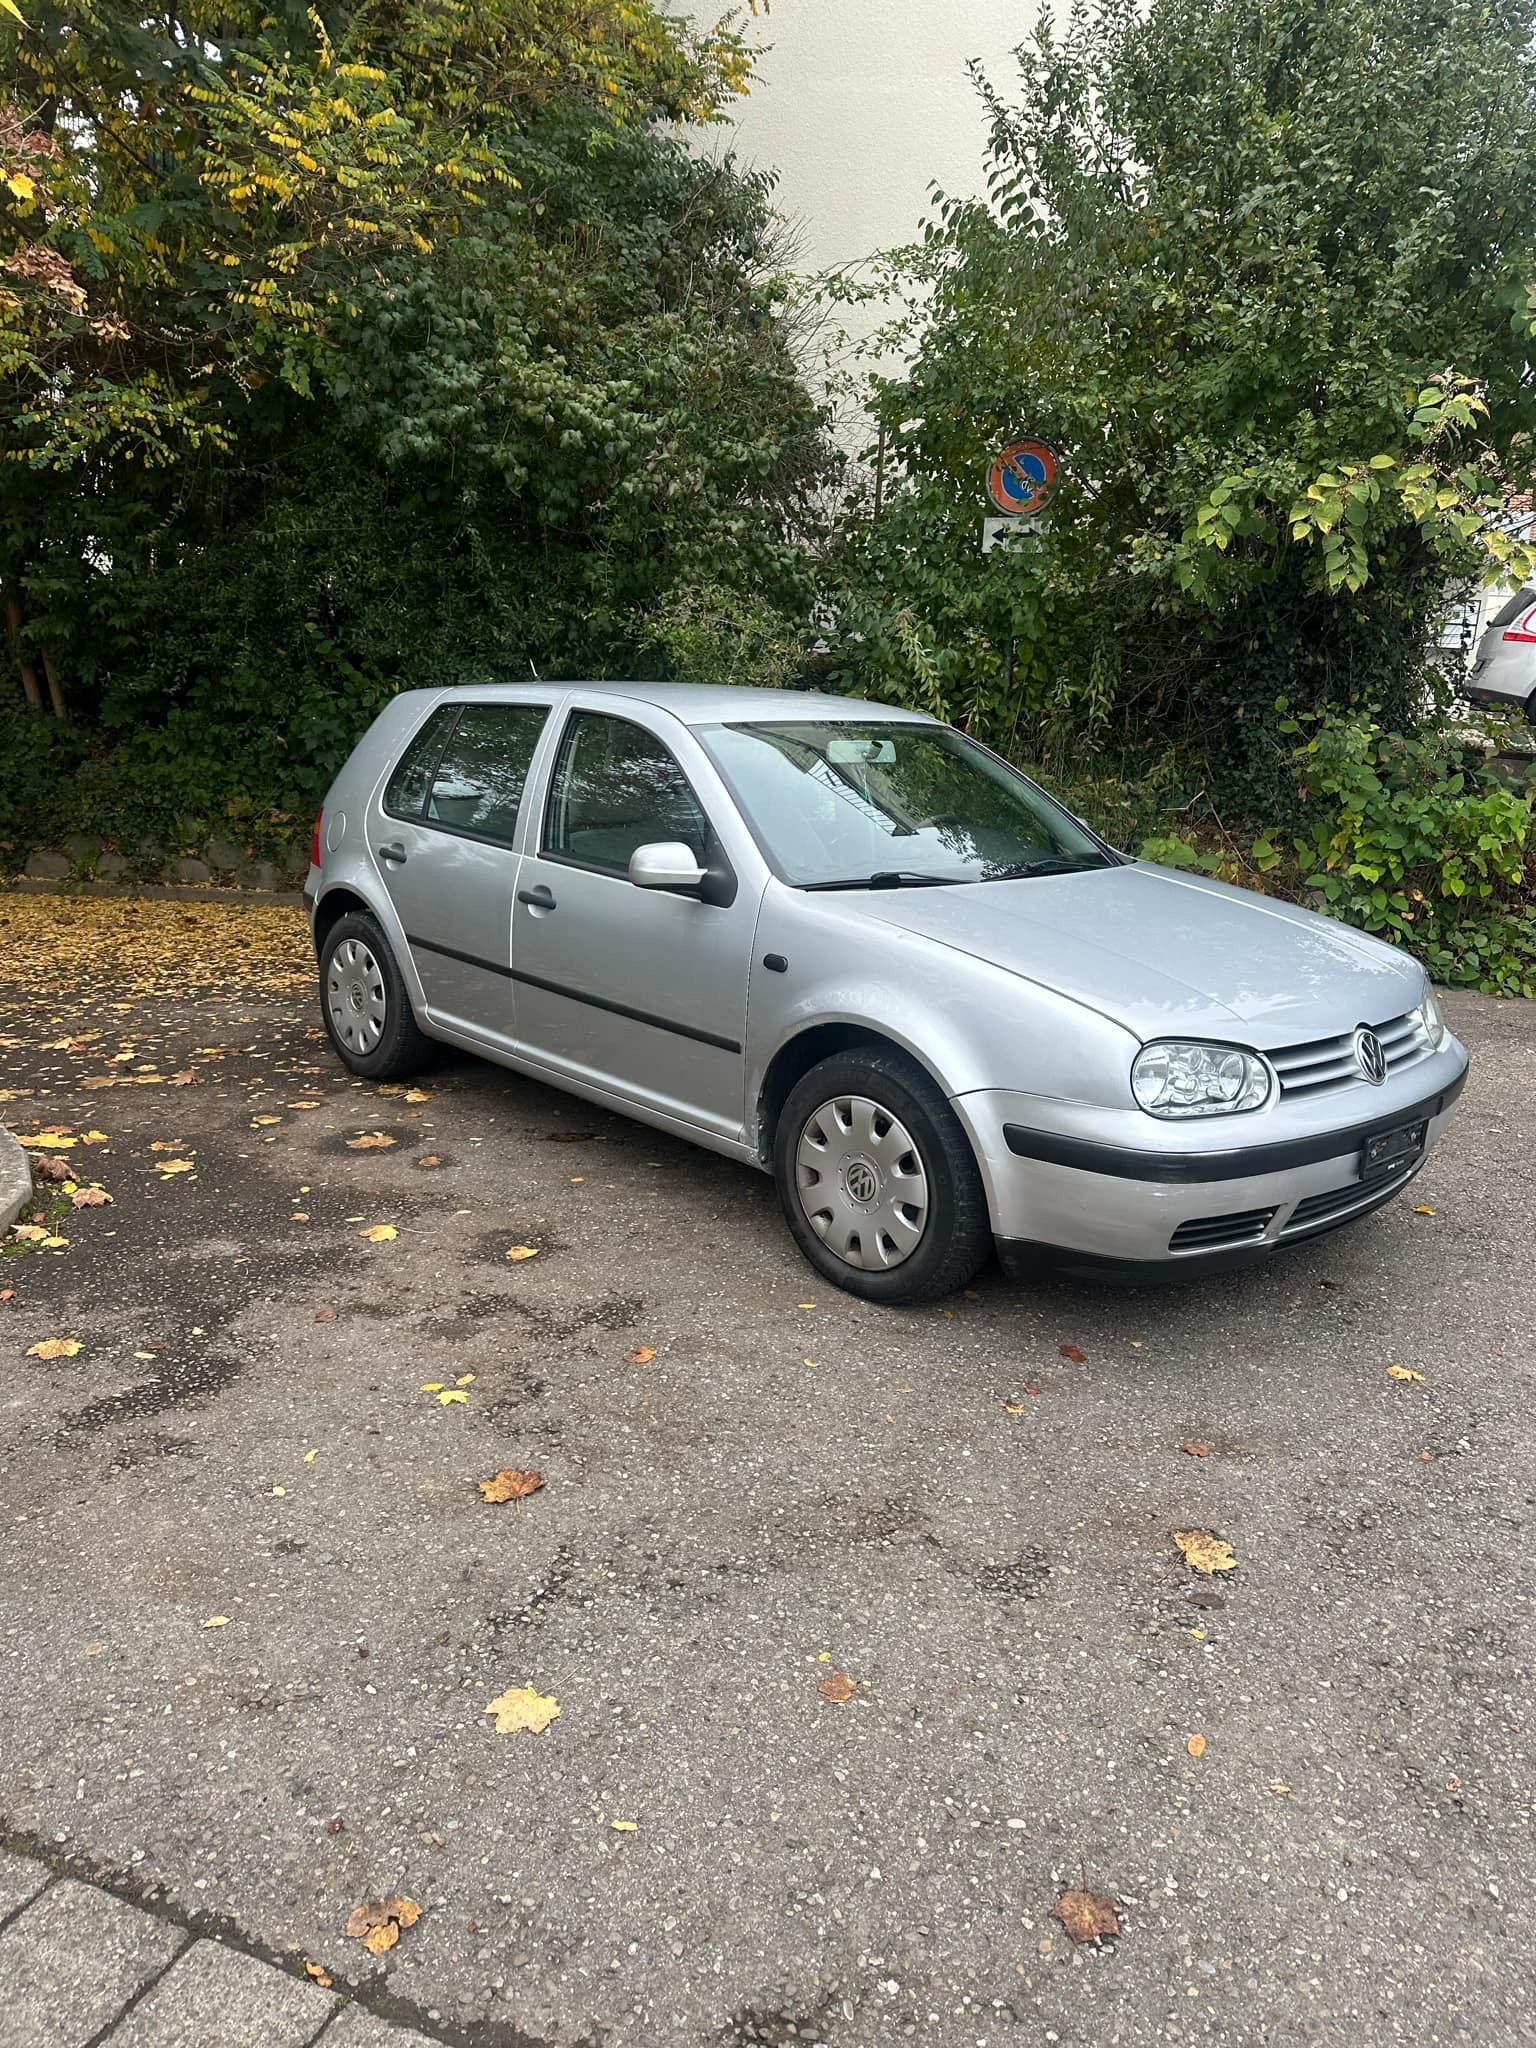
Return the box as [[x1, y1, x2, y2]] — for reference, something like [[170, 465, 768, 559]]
[[544, 712, 708, 871], [420, 704, 549, 845]]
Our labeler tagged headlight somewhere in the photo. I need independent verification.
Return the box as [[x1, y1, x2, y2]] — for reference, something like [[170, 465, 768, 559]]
[[1131, 1041, 1272, 1118], [1416, 984, 1446, 1050]]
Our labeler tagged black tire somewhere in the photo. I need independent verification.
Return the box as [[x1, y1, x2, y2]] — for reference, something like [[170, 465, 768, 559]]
[[773, 1048, 992, 1305], [318, 911, 433, 1080]]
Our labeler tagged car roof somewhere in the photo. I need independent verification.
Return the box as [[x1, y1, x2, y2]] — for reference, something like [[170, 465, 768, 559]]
[[430, 680, 936, 729]]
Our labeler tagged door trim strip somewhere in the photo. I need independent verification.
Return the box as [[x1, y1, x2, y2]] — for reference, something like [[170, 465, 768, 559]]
[[404, 934, 743, 1055]]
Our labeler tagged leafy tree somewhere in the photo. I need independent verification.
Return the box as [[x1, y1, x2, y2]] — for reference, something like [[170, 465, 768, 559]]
[[827, 0, 1536, 813], [1, 0, 832, 828]]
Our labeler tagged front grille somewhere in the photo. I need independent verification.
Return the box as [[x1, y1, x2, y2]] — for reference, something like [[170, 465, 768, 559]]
[[1267, 1009, 1429, 1100], [1283, 1159, 1416, 1234], [1169, 1206, 1278, 1253]]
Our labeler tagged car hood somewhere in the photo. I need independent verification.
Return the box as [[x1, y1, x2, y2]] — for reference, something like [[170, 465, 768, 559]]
[[858, 862, 1425, 1046]]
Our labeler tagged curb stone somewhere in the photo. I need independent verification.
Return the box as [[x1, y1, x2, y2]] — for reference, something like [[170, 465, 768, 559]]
[[0, 1126, 31, 1236]]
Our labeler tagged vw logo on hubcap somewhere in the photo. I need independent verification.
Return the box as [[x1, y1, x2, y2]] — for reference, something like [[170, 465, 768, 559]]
[[845, 1160, 879, 1204], [1354, 1027, 1388, 1085]]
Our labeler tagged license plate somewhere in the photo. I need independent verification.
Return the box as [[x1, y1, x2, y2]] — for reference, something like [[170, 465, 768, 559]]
[[1359, 1119, 1428, 1181]]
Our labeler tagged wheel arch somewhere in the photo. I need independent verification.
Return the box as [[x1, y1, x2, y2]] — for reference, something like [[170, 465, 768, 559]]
[[311, 884, 375, 959], [754, 1023, 955, 1165]]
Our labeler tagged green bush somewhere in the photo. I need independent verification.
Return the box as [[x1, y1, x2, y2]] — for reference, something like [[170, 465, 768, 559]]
[[1290, 711, 1536, 994]]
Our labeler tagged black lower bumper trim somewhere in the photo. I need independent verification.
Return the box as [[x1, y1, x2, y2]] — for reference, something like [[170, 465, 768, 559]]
[[994, 1158, 1423, 1284], [1002, 1061, 1467, 1185]]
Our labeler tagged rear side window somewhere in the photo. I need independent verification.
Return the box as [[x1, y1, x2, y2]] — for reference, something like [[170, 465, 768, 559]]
[[1487, 586, 1536, 629], [423, 703, 549, 845], [544, 711, 708, 871], [384, 706, 456, 819]]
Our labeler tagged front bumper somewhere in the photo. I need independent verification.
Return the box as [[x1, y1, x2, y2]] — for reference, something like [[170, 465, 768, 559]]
[[957, 1041, 1468, 1276]]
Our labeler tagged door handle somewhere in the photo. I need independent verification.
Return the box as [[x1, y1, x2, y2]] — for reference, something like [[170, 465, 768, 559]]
[[517, 884, 557, 910], [377, 842, 407, 865]]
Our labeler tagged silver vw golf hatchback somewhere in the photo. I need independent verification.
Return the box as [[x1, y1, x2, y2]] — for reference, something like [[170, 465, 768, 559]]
[[306, 682, 1469, 1303]]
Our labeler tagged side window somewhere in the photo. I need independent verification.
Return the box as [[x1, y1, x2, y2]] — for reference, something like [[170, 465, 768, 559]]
[[383, 706, 457, 819], [422, 703, 549, 845], [544, 711, 708, 872]]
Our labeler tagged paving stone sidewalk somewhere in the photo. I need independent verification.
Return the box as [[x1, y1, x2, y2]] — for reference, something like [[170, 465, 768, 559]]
[[0, 1847, 443, 2048]]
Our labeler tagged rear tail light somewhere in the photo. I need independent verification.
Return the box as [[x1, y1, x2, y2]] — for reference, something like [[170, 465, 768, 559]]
[[1503, 604, 1536, 644], [310, 809, 323, 867]]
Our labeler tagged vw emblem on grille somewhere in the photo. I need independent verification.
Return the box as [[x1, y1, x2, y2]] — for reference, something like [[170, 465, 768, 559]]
[[1354, 1027, 1388, 1086], [845, 1161, 879, 1204]]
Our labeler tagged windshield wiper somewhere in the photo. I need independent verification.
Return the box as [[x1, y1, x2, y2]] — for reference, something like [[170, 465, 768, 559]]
[[802, 870, 968, 892], [981, 856, 1108, 881]]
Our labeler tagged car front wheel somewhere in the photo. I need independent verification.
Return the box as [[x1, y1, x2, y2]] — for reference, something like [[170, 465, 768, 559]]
[[773, 1048, 992, 1304], [319, 912, 431, 1079]]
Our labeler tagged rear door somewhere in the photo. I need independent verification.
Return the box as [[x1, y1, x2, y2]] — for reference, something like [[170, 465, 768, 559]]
[[369, 697, 554, 1050], [509, 704, 760, 1140]]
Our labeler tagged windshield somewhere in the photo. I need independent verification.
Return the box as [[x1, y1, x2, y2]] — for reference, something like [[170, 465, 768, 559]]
[[699, 719, 1114, 888]]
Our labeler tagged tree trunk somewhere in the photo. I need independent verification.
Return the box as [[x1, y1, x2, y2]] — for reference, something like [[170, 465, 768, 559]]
[[4, 593, 44, 711], [40, 644, 67, 720]]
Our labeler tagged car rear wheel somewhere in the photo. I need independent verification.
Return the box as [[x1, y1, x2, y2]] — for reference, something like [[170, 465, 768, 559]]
[[773, 1048, 992, 1304], [319, 912, 431, 1079]]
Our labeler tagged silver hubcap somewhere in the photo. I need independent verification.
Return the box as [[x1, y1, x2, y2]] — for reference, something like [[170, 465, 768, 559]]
[[326, 938, 387, 1055], [794, 1093, 930, 1271]]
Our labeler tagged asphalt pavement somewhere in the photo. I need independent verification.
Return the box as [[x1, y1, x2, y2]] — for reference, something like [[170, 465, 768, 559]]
[[1, 909, 1532, 2048]]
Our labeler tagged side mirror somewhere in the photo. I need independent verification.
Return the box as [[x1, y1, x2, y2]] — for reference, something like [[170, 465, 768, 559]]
[[628, 841, 707, 894]]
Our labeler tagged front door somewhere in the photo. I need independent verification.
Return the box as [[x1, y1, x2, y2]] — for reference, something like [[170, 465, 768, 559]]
[[510, 707, 756, 1140], [370, 699, 552, 1049]]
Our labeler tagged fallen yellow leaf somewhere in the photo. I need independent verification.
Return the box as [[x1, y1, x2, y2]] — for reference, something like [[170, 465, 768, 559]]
[[1173, 1528, 1238, 1575], [40, 1235, 69, 1250], [478, 1467, 544, 1502], [251, 1115, 283, 1127], [359, 1223, 398, 1241], [505, 1245, 540, 1262], [1413, 1204, 1435, 1216], [345, 1897, 421, 1955], [155, 1159, 196, 1175], [71, 1187, 112, 1207], [611, 1818, 638, 1832], [203, 1616, 231, 1628], [817, 1671, 857, 1704], [81, 1131, 109, 1144], [1187, 1732, 1207, 1757], [346, 1132, 397, 1150], [25, 1133, 76, 1149], [1054, 1890, 1119, 1944], [11, 1225, 47, 1242], [485, 1686, 560, 1734], [304, 1962, 333, 1988], [404, 1088, 431, 1103], [436, 1389, 468, 1406], [1386, 1364, 1425, 1382], [27, 1336, 81, 1359], [626, 1344, 656, 1364]]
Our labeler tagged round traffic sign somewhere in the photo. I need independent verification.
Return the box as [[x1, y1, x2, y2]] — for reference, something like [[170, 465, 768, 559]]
[[986, 439, 1059, 517]]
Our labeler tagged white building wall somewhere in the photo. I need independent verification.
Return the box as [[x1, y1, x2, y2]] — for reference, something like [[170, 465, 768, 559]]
[[683, 2, 1028, 335]]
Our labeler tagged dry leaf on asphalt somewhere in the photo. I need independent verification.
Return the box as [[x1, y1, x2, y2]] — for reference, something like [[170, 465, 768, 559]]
[[1412, 1204, 1435, 1216], [478, 1468, 544, 1502], [415, 1154, 443, 1169], [505, 1245, 539, 1262], [817, 1671, 857, 1704], [203, 1616, 231, 1628], [25, 1133, 76, 1149], [1173, 1529, 1237, 1574], [70, 1187, 112, 1207], [11, 1224, 48, 1242], [314, 1308, 337, 1322], [359, 1224, 397, 1241], [155, 1158, 195, 1175], [611, 1818, 638, 1833], [346, 1132, 397, 1150], [1053, 1890, 1120, 1944], [485, 1686, 560, 1734], [1386, 1364, 1425, 1382], [1001, 1398, 1030, 1415], [251, 1115, 283, 1127], [345, 1896, 422, 1956], [1181, 1440, 1211, 1458], [626, 1344, 656, 1365], [26, 1336, 81, 1359], [404, 1088, 431, 1103], [435, 1389, 468, 1406], [1058, 1342, 1089, 1363], [1187, 1733, 1207, 1757], [304, 1962, 332, 1988]]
